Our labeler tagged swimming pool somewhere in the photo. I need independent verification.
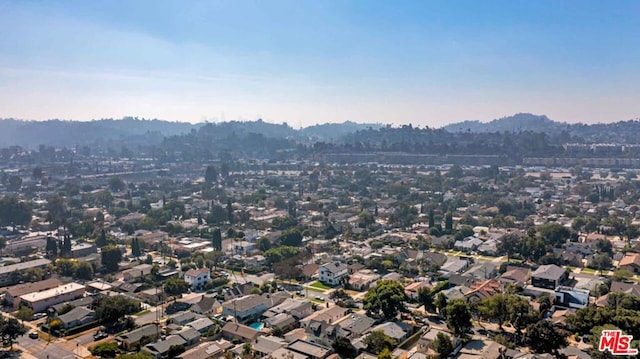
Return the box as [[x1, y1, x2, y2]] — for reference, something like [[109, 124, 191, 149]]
[[249, 322, 264, 330]]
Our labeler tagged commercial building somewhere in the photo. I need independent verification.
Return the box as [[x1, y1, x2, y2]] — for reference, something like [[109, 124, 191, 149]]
[[19, 282, 85, 312], [2, 278, 62, 309], [0, 258, 51, 287]]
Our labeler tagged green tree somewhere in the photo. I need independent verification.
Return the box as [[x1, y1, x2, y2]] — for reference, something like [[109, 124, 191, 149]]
[[95, 296, 141, 326], [46, 236, 58, 257], [363, 280, 408, 319], [417, 287, 435, 312], [204, 165, 218, 184], [16, 306, 33, 321], [477, 294, 508, 329], [428, 210, 435, 228], [131, 238, 142, 257], [377, 348, 392, 359], [168, 344, 185, 358], [212, 228, 222, 251], [280, 229, 303, 247], [0, 195, 32, 226], [256, 237, 271, 251], [445, 298, 472, 335], [75, 261, 94, 280], [0, 316, 27, 350], [445, 211, 453, 231], [430, 332, 454, 359], [97, 228, 108, 247], [332, 336, 358, 359], [435, 292, 448, 315], [56, 258, 76, 276], [363, 330, 396, 354], [116, 353, 153, 359], [525, 320, 567, 355], [165, 277, 190, 296], [227, 199, 234, 224], [101, 245, 122, 272], [90, 341, 119, 358], [108, 176, 126, 192]]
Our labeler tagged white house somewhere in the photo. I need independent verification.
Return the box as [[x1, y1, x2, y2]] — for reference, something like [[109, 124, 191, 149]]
[[319, 262, 348, 286], [184, 268, 211, 290]]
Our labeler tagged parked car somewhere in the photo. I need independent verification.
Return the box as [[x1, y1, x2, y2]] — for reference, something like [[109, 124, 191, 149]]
[[28, 332, 39, 339], [93, 332, 108, 341], [32, 313, 47, 320]]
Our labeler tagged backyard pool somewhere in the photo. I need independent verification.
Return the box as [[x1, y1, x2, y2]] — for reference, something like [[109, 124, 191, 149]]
[[249, 322, 264, 330]]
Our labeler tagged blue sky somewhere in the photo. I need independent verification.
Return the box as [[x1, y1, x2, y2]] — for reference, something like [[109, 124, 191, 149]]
[[1, 0, 639, 127]]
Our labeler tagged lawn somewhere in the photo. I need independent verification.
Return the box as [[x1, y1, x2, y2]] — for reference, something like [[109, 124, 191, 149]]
[[581, 268, 597, 274], [309, 281, 332, 290], [133, 309, 151, 317]]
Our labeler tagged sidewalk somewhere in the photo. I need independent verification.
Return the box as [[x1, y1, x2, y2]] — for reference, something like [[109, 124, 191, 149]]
[[14, 344, 38, 359]]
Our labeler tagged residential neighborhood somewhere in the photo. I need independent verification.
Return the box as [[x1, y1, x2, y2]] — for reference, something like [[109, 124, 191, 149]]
[[0, 152, 639, 359]]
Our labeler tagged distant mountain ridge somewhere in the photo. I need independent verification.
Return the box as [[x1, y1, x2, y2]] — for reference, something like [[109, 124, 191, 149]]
[[442, 113, 568, 133], [0, 117, 380, 148], [0, 117, 202, 148], [443, 113, 640, 143]]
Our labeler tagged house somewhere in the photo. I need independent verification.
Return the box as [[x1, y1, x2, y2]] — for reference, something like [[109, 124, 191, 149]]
[[555, 286, 590, 309], [116, 324, 160, 350], [191, 295, 221, 315], [143, 334, 187, 359], [369, 322, 410, 342], [139, 231, 168, 247], [336, 313, 375, 338], [404, 281, 429, 300], [252, 336, 288, 358], [263, 298, 313, 320], [618, 253, 640, 273], [454, 236, 483, 252], [439, 258, 470, 276], [347, 270, 380, 291], [465, 280, 503, 301], [57, 307, 96, 330], [464, 262, 498, 281], [319, 262, 348, 286], [458, 339, 506, 359], [498, 266, 531, 288], [477, 239, 499, 256], [418, 328, 459, 352], [221, 322, 260, 342], [264, 313, 297, 330], [288, 339, 332, 359], [137, 287, 166, 305], [305, 320, 339, 346], [176, 327, 201, 347], [184, 268, 211, 290], [222, 295, 269, 323], [178, 340, 233, 359], [168, 312, 202, 326], [186, 317, 215, 334], [271, 348, 309, 359], [122, 264, 153, 282], [300, 306, 348, 328], [531, 265, 568, 290], [233, 241, 256, 255]]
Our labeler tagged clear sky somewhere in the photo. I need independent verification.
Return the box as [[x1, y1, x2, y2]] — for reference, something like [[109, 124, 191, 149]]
[[1, 0, 639, 127]]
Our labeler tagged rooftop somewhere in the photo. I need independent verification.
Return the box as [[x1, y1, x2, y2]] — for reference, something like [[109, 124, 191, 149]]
[[20, 283, 85, 302]]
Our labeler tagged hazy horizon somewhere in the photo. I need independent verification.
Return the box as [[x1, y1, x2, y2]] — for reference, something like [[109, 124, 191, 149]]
[[1, 1, 639, 127]]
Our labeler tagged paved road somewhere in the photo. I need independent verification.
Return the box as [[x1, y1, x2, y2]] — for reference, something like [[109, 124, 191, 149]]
[[135, 308, 162, 326]]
